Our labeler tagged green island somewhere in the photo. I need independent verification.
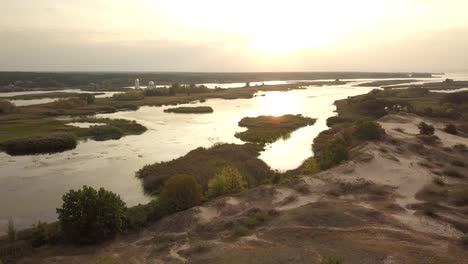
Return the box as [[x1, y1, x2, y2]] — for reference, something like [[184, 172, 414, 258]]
[[163, 106, 214, 114], [0, 117, 146, 155], [137, 143, 272, 194], [235, 114, 316, 144]]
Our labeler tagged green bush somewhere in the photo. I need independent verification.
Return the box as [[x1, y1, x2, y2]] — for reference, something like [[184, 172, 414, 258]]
[[159, 175, 203, 213], [89, 125, 124, 141], [124, 201, 161, 229], [317, 136, 349, 170], [56, 186, 126, 244], [353, 120, 385, 140], [1, 133, 77, 155], [207, 173, 226, 198], [207, 166, 247, 198], [443, 123, 458, 135], [418, 122, 435, 136], [0, 99, 16, 114]]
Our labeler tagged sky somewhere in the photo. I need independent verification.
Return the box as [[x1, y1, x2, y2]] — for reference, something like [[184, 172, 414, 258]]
[[1, 0, 468, 72]]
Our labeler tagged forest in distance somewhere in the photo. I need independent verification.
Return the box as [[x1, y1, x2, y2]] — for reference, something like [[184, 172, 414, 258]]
[[0, 71, 433, 91]]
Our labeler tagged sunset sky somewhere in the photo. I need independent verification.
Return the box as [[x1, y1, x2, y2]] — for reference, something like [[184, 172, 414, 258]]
[[1, 0, 468, 72]]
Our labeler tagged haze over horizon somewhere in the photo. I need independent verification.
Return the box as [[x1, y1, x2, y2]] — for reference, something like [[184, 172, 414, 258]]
[[1, 0, 468, 72]]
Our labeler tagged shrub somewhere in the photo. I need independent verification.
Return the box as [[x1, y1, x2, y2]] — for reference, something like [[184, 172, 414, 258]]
[[317, 136, 349, 170], [418, 122, 435, 136], [0, 99, 16, 114], [207, 173, 226, 198], [89, 125, 124, 141], [232, 224, 249, 237], [443, 124, 458, 135], [417, 135, 440, 145], [1, 133, 77, 155], [453, 189, 468, 206], [56, 186, 126, 244], [29, 221, 59, 247], [124, 201, 161, 229], [353, 120, 385, 140], [159, 175, 203, 213], [222, 166, 247, 195], [444, 168, 463, 178], [451, 160, 465, 167], [207, 166, 246, 198]]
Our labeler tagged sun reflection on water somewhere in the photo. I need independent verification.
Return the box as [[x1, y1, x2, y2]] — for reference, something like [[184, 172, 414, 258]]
[[251, 91, 302, 116]]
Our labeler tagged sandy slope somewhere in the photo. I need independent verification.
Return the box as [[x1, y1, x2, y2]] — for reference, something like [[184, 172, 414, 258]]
[[19, 114, 468, 264]]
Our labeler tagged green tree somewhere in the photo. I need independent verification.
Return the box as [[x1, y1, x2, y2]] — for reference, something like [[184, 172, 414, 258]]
[[353, 120, 385, 140], [222, 166, 247, 194], [317, 136, 349, 170], [159, 175, 203, 213], [207, 166, 247, 198], [418, 122, 435, 136], [207, 173, 226, 198], [444, 123, 458, 135], [56, 186, 126, 244]]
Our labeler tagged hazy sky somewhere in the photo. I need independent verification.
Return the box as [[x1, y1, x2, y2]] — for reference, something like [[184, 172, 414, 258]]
[[1, 0, 468, 72]]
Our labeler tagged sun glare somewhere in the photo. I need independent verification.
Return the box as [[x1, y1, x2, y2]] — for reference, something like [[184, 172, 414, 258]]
[[252, 91, 302, 116]]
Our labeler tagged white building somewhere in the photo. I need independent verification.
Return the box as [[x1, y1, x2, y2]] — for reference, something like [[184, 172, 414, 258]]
[[135, 79, 140, 89], [148, 81, 155, 89]]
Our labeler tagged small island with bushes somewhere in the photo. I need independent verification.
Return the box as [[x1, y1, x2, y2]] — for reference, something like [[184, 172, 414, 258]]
[[0, 118, 146, 155], [235, 114, 316, 145], [163, 106, 214, 114]]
